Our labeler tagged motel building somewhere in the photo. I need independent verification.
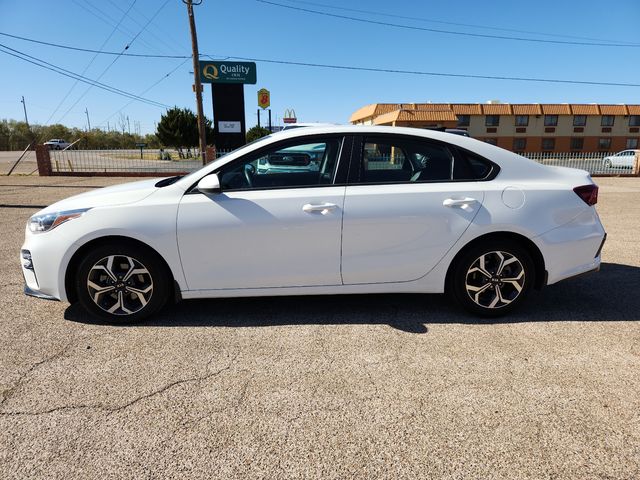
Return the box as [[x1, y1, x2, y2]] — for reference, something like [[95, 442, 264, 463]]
[[349, 102, 640, 154]]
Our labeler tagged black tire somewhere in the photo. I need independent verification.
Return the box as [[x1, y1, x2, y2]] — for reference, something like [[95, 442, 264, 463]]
[[449, 239, 534, 317], [75, 243, 170, 323]]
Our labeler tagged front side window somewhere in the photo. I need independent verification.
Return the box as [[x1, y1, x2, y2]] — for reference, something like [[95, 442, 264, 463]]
[[218, 138, 342, 190], [485, 115, 500, 126], [544, 115, 558, 126], [515, 115, 529, 126], [573, 115, 587, 126], [601, 115, 615, 126]]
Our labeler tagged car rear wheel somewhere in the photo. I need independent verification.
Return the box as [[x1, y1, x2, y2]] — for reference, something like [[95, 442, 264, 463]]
[[450, 240, 534, 317], [75, 243, 169, 322]]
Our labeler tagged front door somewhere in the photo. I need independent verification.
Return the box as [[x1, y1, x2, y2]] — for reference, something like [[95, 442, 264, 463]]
[[177, 135, 349, 291]]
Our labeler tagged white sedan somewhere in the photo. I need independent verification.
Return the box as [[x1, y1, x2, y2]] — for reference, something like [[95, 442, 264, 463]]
[[43, 139, 71, 150], [602, 149, 638, 169], [21, 126, 606, 322]]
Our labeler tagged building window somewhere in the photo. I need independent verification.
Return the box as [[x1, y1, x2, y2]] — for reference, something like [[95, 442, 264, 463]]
[[601, 115, 615, 126], [485, 115, 500, 126], [573, 115, 587, 126], [542, 138, 555, 150], [544, 115, 558, 126], [598, 138, 612, 150], [515, 115, 529, 126], [513, 138, 527, 151], [570, 137, 584, 150], [629, 116, 640, 127], [457, 115, 470, 127], [627, 138, 639, 149], [484, 138, 497, 146]]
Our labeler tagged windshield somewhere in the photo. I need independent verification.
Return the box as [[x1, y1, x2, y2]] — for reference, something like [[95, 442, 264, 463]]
[[178, 134, 274, 185]]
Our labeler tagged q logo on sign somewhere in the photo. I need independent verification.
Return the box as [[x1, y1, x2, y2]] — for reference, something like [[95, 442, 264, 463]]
[[202, 64, 219, 80]]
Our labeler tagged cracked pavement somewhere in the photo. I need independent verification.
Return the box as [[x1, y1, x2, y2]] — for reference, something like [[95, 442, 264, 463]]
[[0, 176, 639, 479]]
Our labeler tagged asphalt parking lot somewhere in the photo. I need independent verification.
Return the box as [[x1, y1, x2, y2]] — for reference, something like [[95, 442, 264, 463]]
[[0, 176, 639, 479]]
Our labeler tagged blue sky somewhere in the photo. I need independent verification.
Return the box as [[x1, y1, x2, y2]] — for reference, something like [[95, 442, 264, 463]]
[[1, 0, 639, 134]]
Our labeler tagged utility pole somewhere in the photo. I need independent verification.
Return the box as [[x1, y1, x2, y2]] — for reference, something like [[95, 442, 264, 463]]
[[127, 115, 131, 135], [85, 107, 91, 131], [20, 96, 29, 126], [184, 0, 207, 165]]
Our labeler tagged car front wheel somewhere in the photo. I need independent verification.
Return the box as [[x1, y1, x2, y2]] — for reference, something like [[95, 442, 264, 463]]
[[450, 240, 534, 317], [75, 243, 170, 322]]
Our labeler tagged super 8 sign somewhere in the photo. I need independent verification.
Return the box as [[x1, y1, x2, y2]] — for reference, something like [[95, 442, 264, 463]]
[[258, 88, 270, 109]]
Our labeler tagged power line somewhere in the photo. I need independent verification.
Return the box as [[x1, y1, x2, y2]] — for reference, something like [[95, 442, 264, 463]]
[[57, 0, 171, 123], [97, 57, 191, 128], [72, 0, 159, 54], [44, 0, 138, 125], [0, 43, 170, 108], [106, 0, 189, 56], [0, 31, 188, 58], [283, 0, 640, 45], [3, 31, 640, 88], [217, 54, 640, 88], [256, 0, 640, 48]]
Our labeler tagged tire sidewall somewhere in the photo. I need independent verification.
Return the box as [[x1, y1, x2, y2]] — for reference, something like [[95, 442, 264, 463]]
[[75, 243, 169, 323], [451, 240, 534, 317]]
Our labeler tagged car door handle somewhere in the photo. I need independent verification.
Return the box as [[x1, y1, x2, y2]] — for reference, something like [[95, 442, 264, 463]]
[[303, 203, 337, 215], [443, 197, 478, 208]]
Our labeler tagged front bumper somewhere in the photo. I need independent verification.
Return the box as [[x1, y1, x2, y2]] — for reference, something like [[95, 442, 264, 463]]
[[24, 285, 59, 301]]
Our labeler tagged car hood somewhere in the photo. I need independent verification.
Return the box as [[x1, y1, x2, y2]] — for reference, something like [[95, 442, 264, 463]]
[[35, 178, 162, 215]]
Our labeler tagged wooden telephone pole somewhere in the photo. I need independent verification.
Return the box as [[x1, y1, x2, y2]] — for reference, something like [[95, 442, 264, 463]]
[[184, 0, 207, 165]]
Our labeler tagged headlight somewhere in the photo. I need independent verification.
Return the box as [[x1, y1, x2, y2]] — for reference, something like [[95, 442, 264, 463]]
[[28, 208, 91, 233]]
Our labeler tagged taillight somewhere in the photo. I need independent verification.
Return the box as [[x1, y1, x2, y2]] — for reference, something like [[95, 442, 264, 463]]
[[573, 184, 598, 206]]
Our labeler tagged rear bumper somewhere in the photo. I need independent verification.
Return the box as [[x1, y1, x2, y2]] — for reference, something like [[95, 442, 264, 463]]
[[535, 209, 606, 285]]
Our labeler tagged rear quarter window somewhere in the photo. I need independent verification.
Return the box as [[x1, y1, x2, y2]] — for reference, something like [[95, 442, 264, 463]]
[[453, 149, 496, 180]]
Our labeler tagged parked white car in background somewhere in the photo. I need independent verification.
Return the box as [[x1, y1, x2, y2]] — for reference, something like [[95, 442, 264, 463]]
[[21, 126, 606, 322], [602, 149, 639, 169], [43, 139, 71, 150]]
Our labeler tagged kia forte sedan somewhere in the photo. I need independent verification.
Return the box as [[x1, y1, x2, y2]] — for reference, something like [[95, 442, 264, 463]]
[[21, 126, 606, 322]]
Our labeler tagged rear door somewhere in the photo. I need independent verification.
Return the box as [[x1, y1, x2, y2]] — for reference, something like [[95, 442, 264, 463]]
[[341, 135, 489, 285]]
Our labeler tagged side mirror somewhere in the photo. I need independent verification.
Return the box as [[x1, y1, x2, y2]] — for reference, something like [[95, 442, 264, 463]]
[[197, 173, 221, 194]]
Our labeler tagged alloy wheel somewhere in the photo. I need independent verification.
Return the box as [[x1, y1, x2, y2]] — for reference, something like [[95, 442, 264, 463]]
[[465, 251, 525, 309], [86, 255, 153, 316]]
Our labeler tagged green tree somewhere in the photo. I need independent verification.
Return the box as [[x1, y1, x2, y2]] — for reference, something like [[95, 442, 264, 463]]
[[156, 107, 213, 157], [246, 126, 271, 143]]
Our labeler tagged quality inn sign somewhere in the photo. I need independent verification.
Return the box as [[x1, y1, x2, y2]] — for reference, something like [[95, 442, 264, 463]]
[[199, 61, 257, 84]]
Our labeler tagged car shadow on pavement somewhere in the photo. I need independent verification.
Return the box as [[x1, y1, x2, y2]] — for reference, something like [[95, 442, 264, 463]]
[[64, 262, 640, 333]]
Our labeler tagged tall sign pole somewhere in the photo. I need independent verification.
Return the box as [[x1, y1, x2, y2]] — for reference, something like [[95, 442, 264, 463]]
[[20, 96, 29, 127], [184, 0, 207, 165]]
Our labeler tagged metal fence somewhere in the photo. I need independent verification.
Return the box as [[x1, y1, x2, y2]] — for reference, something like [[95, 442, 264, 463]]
[[48, 148, 232, 175], [39, 146, 638, 177], [525, 152, 637, 176]]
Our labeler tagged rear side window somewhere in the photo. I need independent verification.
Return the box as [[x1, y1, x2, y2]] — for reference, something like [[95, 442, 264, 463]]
[[358, 137, 453, 184]]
